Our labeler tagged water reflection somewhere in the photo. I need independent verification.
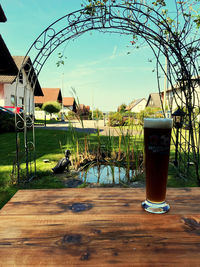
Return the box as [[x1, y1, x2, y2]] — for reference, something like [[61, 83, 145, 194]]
[[79, 164, 134, 184]]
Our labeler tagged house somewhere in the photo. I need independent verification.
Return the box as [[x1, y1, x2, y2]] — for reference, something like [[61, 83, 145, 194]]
[[162, 78, 200, 112], [62, 97, 77, 114], [0, 56, 43, 112], [77, 104, 90, 113], [76, 104, 90, 119], [126, 98, 147, 113], [146, 93, 162, 108], [34, 88, 62, 108]]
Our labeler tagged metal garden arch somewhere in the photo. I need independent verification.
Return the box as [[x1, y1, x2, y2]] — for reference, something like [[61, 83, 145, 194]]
[[14, 2, 200, 184]]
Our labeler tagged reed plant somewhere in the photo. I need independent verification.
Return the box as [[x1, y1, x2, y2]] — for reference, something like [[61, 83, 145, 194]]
[[62, 121, 144, 184]]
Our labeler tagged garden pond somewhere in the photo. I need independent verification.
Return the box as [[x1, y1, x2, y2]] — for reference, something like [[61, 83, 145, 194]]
[[78, 164, 141, 185]]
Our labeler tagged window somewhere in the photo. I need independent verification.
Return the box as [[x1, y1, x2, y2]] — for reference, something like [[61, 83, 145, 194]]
[[11, 95, 15, 105], [19, 71, 23, 84], [19, 97, 24, 107]]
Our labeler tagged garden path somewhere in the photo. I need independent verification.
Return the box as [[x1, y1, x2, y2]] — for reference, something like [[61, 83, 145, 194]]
[[35, 120, 139, 136]]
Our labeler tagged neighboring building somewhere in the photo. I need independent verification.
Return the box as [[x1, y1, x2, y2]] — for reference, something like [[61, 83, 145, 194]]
[[146, 93, 162, 108], [0, 56, 43, 112], [163, 78, 200, 112], [62, 97, 77, 114], [126, 98, 147, 113], [34, 88, 62, 108], [77, 104, 90, 119], [77, 104, 90, 113]]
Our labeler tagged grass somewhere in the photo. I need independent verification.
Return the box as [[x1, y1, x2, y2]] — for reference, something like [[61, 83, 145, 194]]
[[34, 119, 62, 125], [0, 125, 199, 209], [0, 129, 69, 208]]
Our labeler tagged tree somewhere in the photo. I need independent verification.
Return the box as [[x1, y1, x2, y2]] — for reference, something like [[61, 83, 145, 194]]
[[117, 103, 127, 113], [93, 108, 103, 120], [42, 101, 61, 117]]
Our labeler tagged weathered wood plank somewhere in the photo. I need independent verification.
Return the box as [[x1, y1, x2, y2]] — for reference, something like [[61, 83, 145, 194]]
[[0, 214, 200, 266], [1, 188, 200, 216], [0, 188, 200, 266]]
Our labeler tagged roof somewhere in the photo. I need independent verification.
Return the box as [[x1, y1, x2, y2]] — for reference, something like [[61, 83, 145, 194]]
[[78, 104, 85, 110], [34, 88, 62, 104], [0, 56, 43, 96], [126, 98, 146, 111], [126, 100, 136, 111], [0, 56, 26, 83], [0, 35, 18, 75], [0, 5, 7, 22], [146, 93, 162, 108], [63, 97, 75, 107]]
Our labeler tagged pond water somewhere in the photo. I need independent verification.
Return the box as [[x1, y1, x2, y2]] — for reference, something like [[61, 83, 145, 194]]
[[79, 164, 135, 184]]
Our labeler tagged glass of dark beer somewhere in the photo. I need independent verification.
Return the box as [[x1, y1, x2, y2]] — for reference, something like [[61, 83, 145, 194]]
[[142, 118, 173, 214]]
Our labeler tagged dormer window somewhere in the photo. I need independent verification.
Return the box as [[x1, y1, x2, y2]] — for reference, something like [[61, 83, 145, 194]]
[[19, 71, 23, 84]]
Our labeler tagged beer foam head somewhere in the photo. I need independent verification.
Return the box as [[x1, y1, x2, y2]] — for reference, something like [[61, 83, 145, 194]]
[[144, 118, 173, 129]]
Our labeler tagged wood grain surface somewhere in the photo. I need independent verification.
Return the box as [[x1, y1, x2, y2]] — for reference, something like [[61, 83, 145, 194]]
[[0, 188, 200, 266]]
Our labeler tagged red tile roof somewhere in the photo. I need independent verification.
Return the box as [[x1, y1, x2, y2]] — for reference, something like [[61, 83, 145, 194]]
[[63, 97, 75, 107], [34, 88, 62, 104]]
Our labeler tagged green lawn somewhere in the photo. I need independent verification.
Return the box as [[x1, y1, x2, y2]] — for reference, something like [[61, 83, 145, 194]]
[[0, 127, 199, 209], [34, 119, 62, 124]]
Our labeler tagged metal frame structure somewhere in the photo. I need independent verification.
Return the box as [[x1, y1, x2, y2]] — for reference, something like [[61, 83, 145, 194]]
[[14, 2, 200, 183]]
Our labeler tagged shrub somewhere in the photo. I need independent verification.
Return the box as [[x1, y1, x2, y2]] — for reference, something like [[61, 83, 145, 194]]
[[122, 112, 137, 126], [0, 108, 16, 133], [93, 109, 103, 120], [66, 111, 77, 120], [42, 101, 61, 115], [0, 115, 15, 133], [35, 106, 41, 111], [137, 107, 163, 125], [108, 112, 124, 127]]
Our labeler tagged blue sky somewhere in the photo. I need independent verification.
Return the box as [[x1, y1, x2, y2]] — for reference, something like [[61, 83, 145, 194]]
[[1, 0, 162, 112]]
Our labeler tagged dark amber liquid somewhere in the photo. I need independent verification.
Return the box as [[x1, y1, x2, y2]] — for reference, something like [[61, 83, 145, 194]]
[[144, 127, 171, 203]]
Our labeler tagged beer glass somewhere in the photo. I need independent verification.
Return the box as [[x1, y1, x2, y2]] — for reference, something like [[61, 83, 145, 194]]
[[142, 118, 173, 214]]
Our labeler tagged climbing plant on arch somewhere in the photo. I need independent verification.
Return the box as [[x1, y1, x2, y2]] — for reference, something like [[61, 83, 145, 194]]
[[15, 0, 200, 183]]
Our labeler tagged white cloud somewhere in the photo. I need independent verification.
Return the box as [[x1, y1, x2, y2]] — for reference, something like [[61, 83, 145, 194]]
[[110, 46, 118, 59]]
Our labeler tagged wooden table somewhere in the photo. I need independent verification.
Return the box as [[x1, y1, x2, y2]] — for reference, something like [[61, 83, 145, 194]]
[[0, 188, 200, 266]]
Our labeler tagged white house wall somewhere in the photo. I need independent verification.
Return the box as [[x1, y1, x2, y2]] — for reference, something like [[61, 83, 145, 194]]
[[131, 99, 147, 113], [62, 106, 73, 114], [35, 110, 58, 120], [166, 84, 200, 111], [3, 69, 34, 113]]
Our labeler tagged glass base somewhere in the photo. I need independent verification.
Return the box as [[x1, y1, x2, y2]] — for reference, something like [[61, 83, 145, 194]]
[[142, 200, 170, 214]]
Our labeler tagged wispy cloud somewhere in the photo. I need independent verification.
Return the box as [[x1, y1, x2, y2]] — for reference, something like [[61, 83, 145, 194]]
[[110, 46, 118, 59], [76, 46, 127, 69]]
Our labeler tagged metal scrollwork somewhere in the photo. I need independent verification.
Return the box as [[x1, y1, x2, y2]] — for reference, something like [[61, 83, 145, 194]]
[[14, 2, 200, 184]]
